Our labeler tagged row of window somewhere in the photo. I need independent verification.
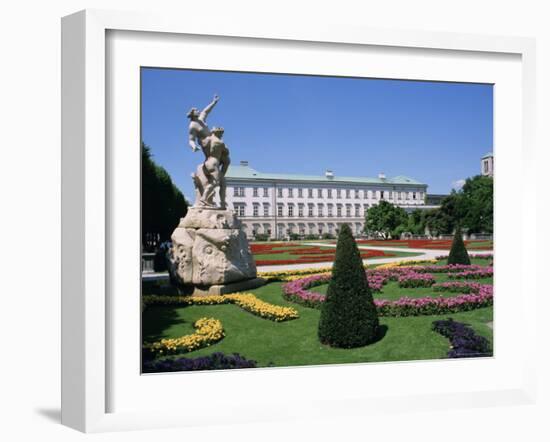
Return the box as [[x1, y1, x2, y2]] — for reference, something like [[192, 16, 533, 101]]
[[234, 202, 373, 218], [232, 186, 422, 201], [244, 222, 363, 237]]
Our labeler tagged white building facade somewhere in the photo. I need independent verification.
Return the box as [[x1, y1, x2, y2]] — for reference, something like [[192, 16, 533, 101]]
[[223, 162, 429, 239], [481, 152, 494, 177]]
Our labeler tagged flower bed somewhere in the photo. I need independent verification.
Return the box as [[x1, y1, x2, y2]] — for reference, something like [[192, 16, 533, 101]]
[[433, 281, 484, 293], [431, 318, 492, 358], [250, 243, 304, 254], [447, 267, 493, 279], [251, 241, 396, 265], [376, 259, 438, 269], [144, 317, 225, 356], [374, 289, 493, 316], [471, 254, 493, 260], [257, 258, 434, 282], [397, 271, 435, 288], [255, 248, 391, 266], [290, 248, 337, 255], [282, 264, 493, 316], [354, 239, 493, 250], [281, 273, 332, 308], [412, 264, 485, 273], [258, 267, 334, 282], [143, 293, 299, 322], [435, 253, 493, 260], [227, 293, 299, 321], [142, 352, 258, 372]]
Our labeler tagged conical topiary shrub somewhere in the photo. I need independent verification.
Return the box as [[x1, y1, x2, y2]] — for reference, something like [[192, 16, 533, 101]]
[[447, 227, 471, 265], [318, 224, 380, 348]]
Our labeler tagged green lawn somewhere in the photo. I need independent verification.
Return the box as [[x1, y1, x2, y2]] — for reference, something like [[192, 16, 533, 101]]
[[142, 266, 493, 368], [311, 275, 493, 301], [435, 257, 490, 266], [467, 240, 493, 249]]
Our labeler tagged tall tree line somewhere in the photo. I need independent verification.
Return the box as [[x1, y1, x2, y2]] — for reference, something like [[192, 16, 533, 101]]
[[142, 143, 188, 250], [364, 175, 493, 238]]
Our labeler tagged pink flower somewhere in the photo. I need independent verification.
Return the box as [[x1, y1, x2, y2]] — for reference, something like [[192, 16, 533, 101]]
[[282, 264, 493, 316]]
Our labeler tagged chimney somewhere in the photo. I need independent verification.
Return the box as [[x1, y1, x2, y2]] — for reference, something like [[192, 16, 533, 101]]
[[240, 160, 249, 167], [325, 169, 334, 179], [378, 172, 386, 180]]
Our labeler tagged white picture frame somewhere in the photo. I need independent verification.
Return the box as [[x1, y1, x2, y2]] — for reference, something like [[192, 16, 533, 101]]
[[61, 9, 537, 433]]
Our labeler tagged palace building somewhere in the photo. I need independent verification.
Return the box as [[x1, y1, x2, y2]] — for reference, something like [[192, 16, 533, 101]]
[[223, 161, 431, 239], [481, 152, 494, 177]]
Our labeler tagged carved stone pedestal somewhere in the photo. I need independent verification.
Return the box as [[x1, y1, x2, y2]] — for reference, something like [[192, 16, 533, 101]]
[[189, 277, 265, 296], [168, 207, 262, 295]]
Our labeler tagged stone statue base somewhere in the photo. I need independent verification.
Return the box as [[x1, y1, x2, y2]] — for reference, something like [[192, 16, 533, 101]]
[[188, 277, 266, 296], [168, 207, 260, 293]]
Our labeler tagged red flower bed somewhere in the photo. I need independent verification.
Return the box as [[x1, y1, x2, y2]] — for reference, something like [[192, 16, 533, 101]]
[[255, 249, 392, 266], [291, 249, 336, 255], [250, 243, 303, 254], [251, 242, 399, 265]]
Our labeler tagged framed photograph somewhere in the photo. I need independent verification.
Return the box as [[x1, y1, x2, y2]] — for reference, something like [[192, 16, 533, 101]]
[[61, 9, 537, 433]]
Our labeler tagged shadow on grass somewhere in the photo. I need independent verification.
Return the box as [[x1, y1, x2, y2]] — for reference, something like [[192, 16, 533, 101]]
[[374, 324, 389, 344], [142, 305, 186, 343]]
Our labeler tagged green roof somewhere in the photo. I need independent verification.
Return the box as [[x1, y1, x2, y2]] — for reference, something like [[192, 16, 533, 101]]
[[481, 152, 494, 159], [225, 164, 426, 186]]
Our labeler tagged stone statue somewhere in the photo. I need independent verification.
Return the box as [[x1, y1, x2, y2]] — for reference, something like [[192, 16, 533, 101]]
[[187, 95, 230, 209], [191, 127, 230, 209], [168, 95, 262, 295], [187, 94, 219, 153]]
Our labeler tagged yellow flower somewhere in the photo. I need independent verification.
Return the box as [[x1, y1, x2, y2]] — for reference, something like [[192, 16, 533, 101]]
[[145, 317, 225, 354], [376, 259, 437, 269], [143, 292, 299, 322]]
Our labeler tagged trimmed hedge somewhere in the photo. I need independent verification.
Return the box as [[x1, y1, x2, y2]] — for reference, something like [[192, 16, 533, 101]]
[[447, 228, 471, 265], [318, 224, 380, 348], [253, 233, 270, 241]]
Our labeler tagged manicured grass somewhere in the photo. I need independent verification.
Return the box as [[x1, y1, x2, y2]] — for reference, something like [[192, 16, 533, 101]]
[[435, 257, 490, 266], [142, 277, 493, 368], [311, 274, 493, 301], [467, 240, 493, 249]]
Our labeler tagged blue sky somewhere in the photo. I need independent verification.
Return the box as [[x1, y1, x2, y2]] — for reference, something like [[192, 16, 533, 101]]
[[141, 68, 493, 200]]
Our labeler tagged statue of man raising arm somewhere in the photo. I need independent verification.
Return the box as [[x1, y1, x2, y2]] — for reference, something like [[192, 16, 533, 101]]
[[187, 94, 219, 154], [187, 95, 231, 209]]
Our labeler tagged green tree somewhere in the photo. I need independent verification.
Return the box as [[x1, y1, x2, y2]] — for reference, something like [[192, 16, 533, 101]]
[[460, 175, 493, 233], [447, 227, 471, 265], [363, 201, 408, 239], [142, 143, 188, 250], [423, 208, 453, 236], [406, 209, 426, 235], [318, 224, 380, 348], [438, 175, 493, 234], [439, 190, 466, 230]]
